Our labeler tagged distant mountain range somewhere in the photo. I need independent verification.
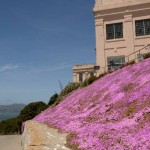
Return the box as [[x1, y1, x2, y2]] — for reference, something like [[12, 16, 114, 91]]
[[0, 103, 26, 113]]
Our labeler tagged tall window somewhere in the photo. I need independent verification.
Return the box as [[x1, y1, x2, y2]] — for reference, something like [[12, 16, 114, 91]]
[[135, 19, 150, 36], [106, 23, 123, 40], [79, 73, 83, 82], [90, 72, 94, 77]]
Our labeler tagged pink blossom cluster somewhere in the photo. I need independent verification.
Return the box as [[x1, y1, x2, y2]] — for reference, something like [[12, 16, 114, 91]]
[[33, 58, 150, 150]]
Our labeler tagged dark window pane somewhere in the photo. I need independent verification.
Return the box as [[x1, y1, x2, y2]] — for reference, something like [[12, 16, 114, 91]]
[[106, 23, 123, 40], [106, 24, 114, 39], [135, 19, 150, 36], [115, 23, 123, 38], [136, 20, 144, 36], [145, 19, 150, 35], [90, 72, 94, 77], [107, 55, 125, 70], [79, 73, 83, 82]]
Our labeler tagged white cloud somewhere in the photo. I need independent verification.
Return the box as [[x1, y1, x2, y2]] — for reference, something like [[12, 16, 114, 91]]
[[0, 64, 19, 72], [50, 64, 72, 71], [30, 63, 73, 74], [0, 62, 74, 74]]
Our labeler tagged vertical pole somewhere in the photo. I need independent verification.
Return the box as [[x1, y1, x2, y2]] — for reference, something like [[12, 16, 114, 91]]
[[139, 50, 141, 61]]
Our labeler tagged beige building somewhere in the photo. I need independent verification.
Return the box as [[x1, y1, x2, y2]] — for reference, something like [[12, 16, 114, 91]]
[[73, 64, 98, 83], [73, 0, 150, 82]]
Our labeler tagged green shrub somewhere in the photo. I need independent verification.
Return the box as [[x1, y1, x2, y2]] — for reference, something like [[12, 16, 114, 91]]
[[0, 101, 48, 134], [54, 82, 80, 105], [54, 96, 62, 106], [143, 53, 150, 59], [48, 93, 59, 106], [127, 60, 136, 65], [0, 117, 18, 134], [60, 82, 80, 97], [17, 101, 47, 132], [120, 60, 136, 69], [81, 76, 99, 87], [99, 72, 108, 78]]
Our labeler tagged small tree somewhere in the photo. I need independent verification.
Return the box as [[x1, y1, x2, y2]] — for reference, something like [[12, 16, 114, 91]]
[[54, 82, 80, 105], [0, 118, 18, 134], [60, 82, 80, 97], [48, 93, 59, 106], [17, 101, 47, 133], [143, 53, 150, 59], [81, 76, 99, 87]]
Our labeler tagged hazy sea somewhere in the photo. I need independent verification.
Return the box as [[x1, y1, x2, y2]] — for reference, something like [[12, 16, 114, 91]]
[[0, 112, 19, 121]]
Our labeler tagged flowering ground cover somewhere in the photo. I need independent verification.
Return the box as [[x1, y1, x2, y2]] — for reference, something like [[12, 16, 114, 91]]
[[33, 58, 150, 150]]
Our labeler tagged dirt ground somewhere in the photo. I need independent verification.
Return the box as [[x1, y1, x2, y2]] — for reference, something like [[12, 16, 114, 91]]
[[0, 135, 21, 150]]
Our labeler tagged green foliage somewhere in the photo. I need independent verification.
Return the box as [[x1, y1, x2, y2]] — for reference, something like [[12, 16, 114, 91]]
[[60, 82, 80, 97], [54, 82, 80, 105], [143, 53, 150, 59], [127, 60, 136, 65], [54, 77, 102, 104], [0, 101, 47, 134], [0, 101, 48, 134], [99, 72, 108, 78], [54, 96, 62, 106], [0, 117, 18, 134], [81, 76, 99, 87], [120, 60, 136, 69], [48, 93, 59, 106], [17, 101, 47, 130]]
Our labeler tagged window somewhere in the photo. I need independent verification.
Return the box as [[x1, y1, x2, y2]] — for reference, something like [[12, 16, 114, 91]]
[[90, 72, 94, 77], [135, 19, 150, 36], [79, 73, 83, 82], [107, 55, 125, 70], [106, 23, 123, 40]]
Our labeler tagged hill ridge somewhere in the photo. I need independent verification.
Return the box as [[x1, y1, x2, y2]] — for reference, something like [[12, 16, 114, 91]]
[[0, 103, 25, 113]]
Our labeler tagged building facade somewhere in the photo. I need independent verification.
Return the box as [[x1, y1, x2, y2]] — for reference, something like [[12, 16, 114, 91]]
[[73, 0, 150, 82], [73, 64, 98, 83], [94, 0, 150, 74]]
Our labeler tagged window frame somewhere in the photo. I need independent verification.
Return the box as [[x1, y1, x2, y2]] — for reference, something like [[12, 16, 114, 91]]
[[135, 19, 150, 37], [79, 73, 83, 82], [106, 22, 123, 40], [107, 55, 125, 70]]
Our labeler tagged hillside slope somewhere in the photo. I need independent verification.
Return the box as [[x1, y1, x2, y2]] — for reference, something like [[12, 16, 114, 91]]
[[33, 58, 150, 150]]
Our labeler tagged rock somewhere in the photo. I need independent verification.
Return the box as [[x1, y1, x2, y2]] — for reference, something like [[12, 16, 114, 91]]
[[21, 120, 70, 150]]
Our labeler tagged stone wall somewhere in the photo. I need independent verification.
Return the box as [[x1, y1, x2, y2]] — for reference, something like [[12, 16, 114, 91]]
[[21, 121, 70, 150]]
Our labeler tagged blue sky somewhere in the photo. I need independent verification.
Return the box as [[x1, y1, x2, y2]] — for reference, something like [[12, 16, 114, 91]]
[[0, 0, 95, 105]]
